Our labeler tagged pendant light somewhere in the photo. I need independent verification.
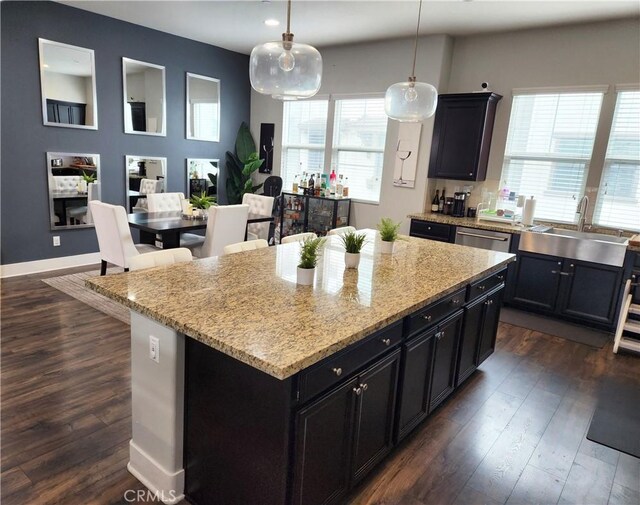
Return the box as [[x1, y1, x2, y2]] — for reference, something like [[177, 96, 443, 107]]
[[249, 0, 322, 100], [385, 0, 437, 122]]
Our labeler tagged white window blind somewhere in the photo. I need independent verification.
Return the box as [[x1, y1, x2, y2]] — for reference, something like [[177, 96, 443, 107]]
[[332, 97, 388, 203], [192, 101, 219, 140], [594, 91, 640, 231], [281, 99, 328, 191], [502, 92, 603, 223]]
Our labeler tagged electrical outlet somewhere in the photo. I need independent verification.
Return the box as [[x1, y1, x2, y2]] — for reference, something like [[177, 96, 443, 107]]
[[53, 236, 61, 247], [149, 336, 159, 363]]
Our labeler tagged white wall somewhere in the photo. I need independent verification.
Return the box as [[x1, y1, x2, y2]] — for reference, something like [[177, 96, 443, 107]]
[[43, 71, 88, 103], [250, 35, 453, 233], [437, 18, 640, 214]]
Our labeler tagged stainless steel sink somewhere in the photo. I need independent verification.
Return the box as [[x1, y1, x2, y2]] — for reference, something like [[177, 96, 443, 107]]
[[519, 227, 629, 267]]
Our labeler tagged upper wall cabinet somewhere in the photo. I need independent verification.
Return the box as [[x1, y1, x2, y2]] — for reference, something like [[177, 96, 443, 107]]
[[427, 93, 502, 181], [123, 58, 166, 136], [186, 73, 220, 142], [39, 39, 98, 130]]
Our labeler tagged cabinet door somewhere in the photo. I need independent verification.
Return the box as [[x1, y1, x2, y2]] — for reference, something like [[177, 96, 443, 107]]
[[292, 377, 358, 505], [429, 310, 463, 412], [56, 103, 72, 124], [558, 260, 623, 326], [512, 253, 562, 312], [477, 288, 503, 365], [457, 296, 485, 385], [351, 350, 401, 484], [69, 103, 86, 125], [396, 329, 436, 441]]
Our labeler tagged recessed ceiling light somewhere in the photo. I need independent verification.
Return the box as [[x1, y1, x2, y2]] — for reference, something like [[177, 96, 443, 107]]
[[264, 19, 280, 27]]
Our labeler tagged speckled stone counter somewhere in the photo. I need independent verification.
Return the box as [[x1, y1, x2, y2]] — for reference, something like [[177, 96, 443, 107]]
[[87, 230, 514, 380]]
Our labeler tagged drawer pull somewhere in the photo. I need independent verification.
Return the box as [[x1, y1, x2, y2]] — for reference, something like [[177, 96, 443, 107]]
[[485, 300, 493, 306], [360, 383, 368, 391], [353, 386, 362, 396], [451, 298, 461, 306], [497, 275, 504, 281], [477, 285, 486, 291], [332, 367, 343, 377], [421, 314, 432, 322], [381, 338, 391, 346], [437, 330, 445, 340], [551, 270, 559, 274]]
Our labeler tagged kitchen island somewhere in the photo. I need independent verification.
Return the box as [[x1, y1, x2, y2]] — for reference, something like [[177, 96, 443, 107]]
[[87, 230, 514, 505]]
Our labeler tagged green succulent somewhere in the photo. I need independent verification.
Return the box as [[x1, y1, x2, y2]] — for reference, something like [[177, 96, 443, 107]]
[[189, 191, 216, 209], [298, 237, 326, 269], [340, 231, 367, 254], [377, 217, 402, 242], [81, 171, 96, 183]]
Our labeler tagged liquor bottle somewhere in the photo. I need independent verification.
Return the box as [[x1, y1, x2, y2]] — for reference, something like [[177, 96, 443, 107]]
[[292, 174, 299, 193], [336, 175, 344, 198], [329, 167, 337, 190], [439, 188, 445, 213], [431, 190, 440, 212], [342, 176, 349, 197], [308, 173, 315, 194]]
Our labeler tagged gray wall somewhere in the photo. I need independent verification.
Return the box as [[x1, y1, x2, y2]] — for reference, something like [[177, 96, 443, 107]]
[[1, 1, 250, 264]]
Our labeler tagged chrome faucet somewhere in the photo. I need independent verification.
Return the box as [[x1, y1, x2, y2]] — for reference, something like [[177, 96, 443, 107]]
[[576, 195, 589, 232]]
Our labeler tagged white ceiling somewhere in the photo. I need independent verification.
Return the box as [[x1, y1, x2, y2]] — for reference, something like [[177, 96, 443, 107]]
[[42, 41, 93, 76], [60, 0, 639, 55]]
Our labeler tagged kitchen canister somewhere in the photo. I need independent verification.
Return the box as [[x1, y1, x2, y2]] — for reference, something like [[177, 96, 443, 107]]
[[522, 196, 536, 225]]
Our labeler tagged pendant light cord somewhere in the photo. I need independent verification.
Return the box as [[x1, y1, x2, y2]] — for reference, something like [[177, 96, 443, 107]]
[[410, 0, 423, 79], [286, 0, 292, 35]]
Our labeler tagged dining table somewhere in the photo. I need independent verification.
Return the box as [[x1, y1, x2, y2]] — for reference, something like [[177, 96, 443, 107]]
[[128, 210, 274, 249]]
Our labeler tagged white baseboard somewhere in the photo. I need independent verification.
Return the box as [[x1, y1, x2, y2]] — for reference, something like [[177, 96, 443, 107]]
[[0, 252, 101, 278], [128, 441, 185, 505]]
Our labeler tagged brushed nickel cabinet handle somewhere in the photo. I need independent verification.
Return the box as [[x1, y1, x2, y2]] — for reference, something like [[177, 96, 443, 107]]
[[551, 270, 559, 274], [478, 285, 486, 291], [497, 275, 504, 281], [451, 299, 461, 305], [353, 386, 362, 396], [360, 383, 368, 391], [332, 367, 342, 377], [381, 338, 391, 346], [422, 314, 432, 322]]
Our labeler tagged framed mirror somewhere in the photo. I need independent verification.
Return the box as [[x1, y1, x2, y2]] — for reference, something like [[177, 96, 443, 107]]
[[39, 39, 98, 130], [187, 158, 219, 198], [126, 155, 167, 212], [186, 73, 220, 142], [47, 152, 101, 230], [123, 58, 166, 136]]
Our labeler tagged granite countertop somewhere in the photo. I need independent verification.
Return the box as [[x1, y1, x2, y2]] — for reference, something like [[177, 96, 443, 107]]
[[86, 230, 514, 380], [409, 212, 639, 252]]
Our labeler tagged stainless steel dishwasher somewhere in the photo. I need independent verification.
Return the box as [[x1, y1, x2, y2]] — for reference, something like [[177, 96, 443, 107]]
[[455, 226, 512, 252]]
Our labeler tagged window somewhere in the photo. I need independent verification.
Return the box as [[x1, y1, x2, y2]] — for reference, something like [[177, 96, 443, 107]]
[[594, 90, 640, 231], [502, 91, 604, 222], [281, 99, 328, 192], [192, 101, 218, 140], [280, 95, 388, 203], [332, 97, 387, 203]]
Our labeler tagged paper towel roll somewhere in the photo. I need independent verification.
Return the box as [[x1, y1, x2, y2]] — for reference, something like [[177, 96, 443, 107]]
[[522, 197, 536, 225]]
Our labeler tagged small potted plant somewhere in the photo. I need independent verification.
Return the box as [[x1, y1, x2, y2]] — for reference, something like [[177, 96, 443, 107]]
[[78, 171, 96, 194], [297, 236, 326, 285], [340, 231, 367, 269], [189, 192, 216, 217], [377, 217, 402, 254]]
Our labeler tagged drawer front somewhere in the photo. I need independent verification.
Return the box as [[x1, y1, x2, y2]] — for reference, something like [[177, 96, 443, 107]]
[[634, 253, 640, 268], [298, 321, 403, 403], [468, 269, 506, 302], [408, 288, 466, 337], [410, 220, 453, 242]]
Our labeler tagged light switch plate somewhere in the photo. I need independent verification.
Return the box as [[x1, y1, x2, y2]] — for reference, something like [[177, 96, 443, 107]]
[[149, 335, 159, 363]]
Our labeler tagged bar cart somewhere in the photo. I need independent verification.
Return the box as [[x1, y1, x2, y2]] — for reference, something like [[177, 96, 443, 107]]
[[279, 192, 351, 242]]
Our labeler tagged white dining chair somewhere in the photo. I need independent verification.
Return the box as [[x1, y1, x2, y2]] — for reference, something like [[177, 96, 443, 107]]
[[133, 179, 163, 212], [147, 192, 185, 213], [281, 232, 318, 244], [53, 175, 81, 192], [89, 201, 158, 275], [192, 204, 250, 258], [242, 193, 274, 241], [68, 181, 101, 225], [327, 226, 357, 236], [223, 239, 269, 255], [128, 248, 193, 271]]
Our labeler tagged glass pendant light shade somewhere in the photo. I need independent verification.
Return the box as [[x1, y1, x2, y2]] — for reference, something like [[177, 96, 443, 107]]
[[249, 40, 322, 100], [385, 79, 438, 122]]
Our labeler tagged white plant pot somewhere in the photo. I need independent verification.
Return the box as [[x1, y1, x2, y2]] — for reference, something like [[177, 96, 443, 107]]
[[345, 252, 361, 269], [77, 180, 88, 193], [379, 240, 396, 254], [297, 266, 315, 285]]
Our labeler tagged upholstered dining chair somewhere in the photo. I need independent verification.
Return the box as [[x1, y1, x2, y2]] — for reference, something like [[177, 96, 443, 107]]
[[128, 248, 193, 271], [89, 201, 158, 275], [147, 192, 186, 213], [262, 176, 283, 198], [327, 226, 357, 236], [223, 239, 269, 255], [191, 204, 249, 258], [68, 181, 100, 225], [242, 193, 274, 241], [133, 178, 163, 212], [281, 232, 318, 244]]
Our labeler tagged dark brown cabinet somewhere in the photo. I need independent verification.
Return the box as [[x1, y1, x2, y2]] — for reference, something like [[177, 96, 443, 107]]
[[46, 99, 86, 125], [457, 296, 485, 384], [428, 93, 502, 181], [477, 288, 504, 365], [512, 253, 562, 311], [293, 350, 400, 505], [429, 311, 464, 411], [409, 219, 455, 243]]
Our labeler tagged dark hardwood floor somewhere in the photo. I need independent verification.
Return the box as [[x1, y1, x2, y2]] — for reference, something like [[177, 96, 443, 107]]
[[2, 267, 639, 505]]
